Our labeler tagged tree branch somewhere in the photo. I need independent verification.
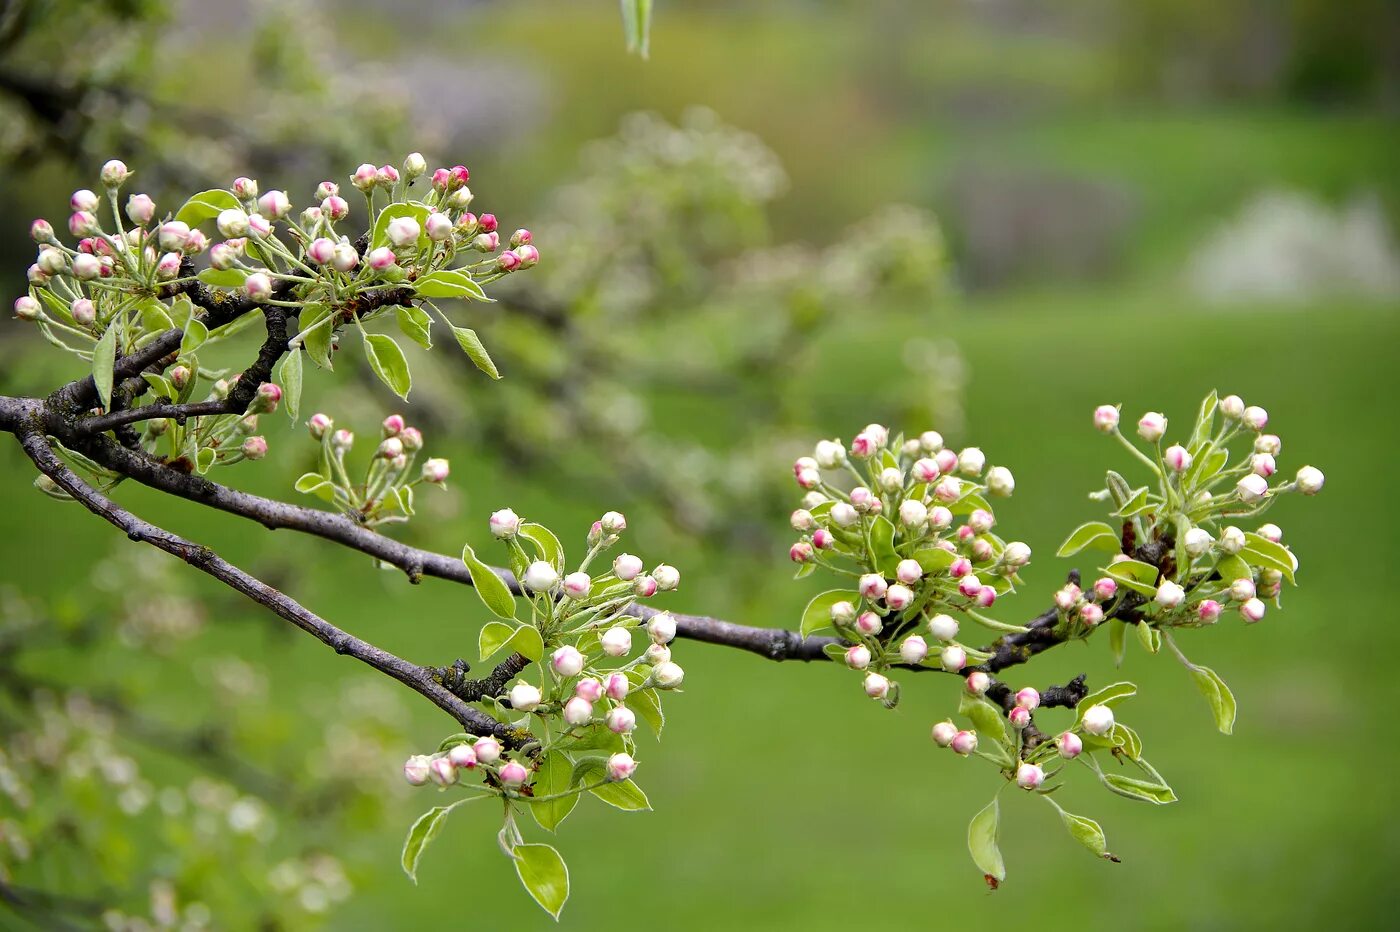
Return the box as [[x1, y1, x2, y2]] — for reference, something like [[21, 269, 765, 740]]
[[9, 421, 522, 746]]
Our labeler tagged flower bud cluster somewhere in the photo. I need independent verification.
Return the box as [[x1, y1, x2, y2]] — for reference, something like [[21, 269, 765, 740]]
[[293, 413, 449, 527]]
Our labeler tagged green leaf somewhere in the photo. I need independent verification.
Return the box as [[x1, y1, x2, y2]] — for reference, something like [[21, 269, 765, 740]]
[[513, 843, 569, 920], [362, 332, 411, 399], [415, 268, 488, 301], [141, 373, 175, 400], [371, 202, 431, 251], [1241, 533, 1297, 583], [869, 515, 900, 577], [1188, 664, 1237, 735], [1135, 621, 1161, 654], [959, 692, 1009, 745], [176, 189, 241, 227], [530, 752, 579, 832], [619, 0, 654, 57], [138, 298, 174, 333], [1057, 521, 1121, 558], [1189, 390, 1218, 452], [1053, 805, 1115, 861], [627, 683, 665, 736], [518, 522, 565, 571], [92, 320, 117, 409], [195, 447, 216, 474], [912, 546, 956, 574], [1107, 619, 1127, 667], [590, 778, 651, 811], [1113, 487, 1155, 517], [1076, 681, 1137, 716], [1215, 553, 1252, 585], [1104, 559, 1160, 597], [401, 800, 467, 883], [396, 304, 434, 350], [294, 472, 332, 494], [967, 796, 1005, 884], [299, 303, 335, 370], [1101, 772, 1178, 805], [180, 318, 208, 356], [800, 589, 855, 637], [276, 348, 302, 422], [196, 268, 248, 288], [478, 621, 542, 662], [449, 325, 501, 379], [462, 542, 518, 620], [1110, 722, 1142, 760]]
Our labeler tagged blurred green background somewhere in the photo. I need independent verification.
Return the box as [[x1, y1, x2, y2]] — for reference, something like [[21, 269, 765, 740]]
[[2, 0, 1398, 928]]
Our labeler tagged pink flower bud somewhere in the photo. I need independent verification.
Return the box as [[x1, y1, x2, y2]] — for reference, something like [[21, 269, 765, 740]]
[[499, 760, 528, 786], [170, 366, 192, 390], [600, 511, 627, 533], [154, 251, 181, 279], [563, 696, 594, 726], [576, 678, 604, 702], [1242, 405, 1268, 431], [331, 429, 354, 453], [231, 176, 259, 200], [323, 195, 350, 222], [1239, 598, 1266, 623], [928, 506, 953, 530], [632, 575, 658, 598], [241, 436, 268, 460], [551, 645, 584, 679], [1015, 762, 1045, 790], [1197, 600, 1222, 622], [910, 457, 940, 483], [473, 232, 501, 253], [898, 499, 927, 527], [243, 272, 273, 302], [789, 541, 814, 564], [489, 508, 520, 539], [899, 635, 929, 664], [1155, 580, 1186, 609], [13, 296, 41, 320], [612, 553, 643, 581], [1093, 404, 1121, 432], [849, 486, 876, 512], [845, 644, 871, 670], [607, 706, 637, 734], [1164, 444, 1192, 472], [474, 736, 502, 764], [940, 645, 967, 672], [795, 466, 821, 490], [367, 246, 396, 271], [855, 611, 883, 636], [858, 574, 888, 600], [307, 237, 336, 264], [950, 730, 978, 756], [377, 437, 404, 460], [1081, 704, 1114, 736], [1236, 473, 1269, 503], [376, 164, 400, 187], [894, 559, 923, 585], [932, 720, 958, 747], [790, 509, 815, 531], [448, 744, 478, 769], [934, 475, 961, 503], [886, 584, 915, 611], [606, 752, 636, 782], [1008, 706, 1031, 730], [515, 244, 540, 268], [1257, 523, 1283, 543], [1250, 453, 1276, 478], [974, 586, 997, 607], [561, 572, 592, 601], [403, 755, 432, 785], [600, 626, 631, 657], [958, 575, 983, 599], [351, 164, 376, 191], [429, 755, 458, 785], [604, 673, 629, 701], [419, 457, 449, 484], [70, 298, 96, 326], [945, 557, 969, 580], [863, 672, 891, 699], [424, 212, 453, 242], [71, 188, 100, 212], [255, 190, 289, 219], [1015, 687, 1041, 710], [929, 613, 959, 641], [849, 432, 878, 458], [1230, 577, 1256, 602], [966, 670, 990, 695], [386, 217, 420, 249], [1057, 731, 1083, 759], [812, 528, 835, 550], [1137, 411, 1167, 442], [474, 213, 496, 234], [68, 211, 99, 237], [1079, 603, 1104, 626]]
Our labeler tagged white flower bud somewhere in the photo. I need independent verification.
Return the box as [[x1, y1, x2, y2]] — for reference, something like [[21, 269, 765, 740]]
[[1257, 523, 1283, 543], [863, 672, 890, 699], [403, 755, 432, 786], [1081, 703, 1115, 736], [790, 509, 815, 531], [829, 502, 859, 527], [472, 736, 502, 764], [845, 644, 871, 670], [965, 670, 990, 695], [1219, 394, 1245, 419], [429, 757, 458, 786], [100, 159, 130, 188], [606, 752, 637, 782], [1229, 577, 1256, 602], [563, 696, 594, 726], [1219, 526, 1246, 554], [600, 511, 627, 534], [612, 553, 643, 580], [898, 498, 928, 527], [1183, 527, 1213, 556], [919, 430, 944, 451], [403, 152, 428, 178], [508, 682, 542, 711], [653, 661, 685, 689], [931, 720, 958, 747], [489, 508, 521, 539], [814, 439, 846, 468], [652, 564, 680, 591], [885, 584, 914, 611], [526, 559, 557, 587], [1137, 411, 1167, 442], [562, 572, 592, 600], [928, 613, 959, 641], [600, 626, 632, 657], [1003, 541, 1032, 568], [1154, 580, 1186, 609], [879, 466, 903, 492], [217, 208, 250, 238], [895, 559, 923, 585], [1295, 465, 1324, 495], [1239, 598, 1266, 623], [899, 635, 929, 664], [1242, 405, 1269, 431], [986, 466, 1015, 497], [940, 645, 967, 672], [1093, 404, 1120, 432], [386, 217, 421, 248], [1015, 762, 1045, 790], [647, 612, 677, 644], [606, 706, 636, 734]]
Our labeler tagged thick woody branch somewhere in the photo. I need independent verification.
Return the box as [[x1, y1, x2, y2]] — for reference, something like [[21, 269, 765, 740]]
[[9, 420, 520, 746]]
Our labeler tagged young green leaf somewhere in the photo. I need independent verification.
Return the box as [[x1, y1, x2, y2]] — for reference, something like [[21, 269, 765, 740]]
[[625, 676, 665, 736], [518, 523, 565, 571], [959, 692, 1009, 745], [401, 800, 469, 883], [478, 621, 515, 661], [450, 325, 501, 379], [590, 778, 651, 811], [1047, 800, 1118, 861], [529, 752, 579, 832], [1135, 621, 1161, 654], [371, 202, 431, 250], [967, 796, 1006, 884], [1104, 559, 1160, 597], [180, 318, 209, 356], [362, 332, 412, 399], [620, 0, 654, 57], [299, 303, 335, 370], [415, 269, 488, 301], [800, 590, 856, 637], [478, 621, 542, 662], [175, 189, 241, 227], [513, 843, 570, 920], [1057, 521, 1121, 558], [91, 320, 117, 409], [869, 515, 900, 577], [276, 348, 302, 422], [1108, 618, 1127, 667], [1076, 681, 1138, 715], [1241, 533, 1298, 583], [462, 543, 518, 620], [396, 304, 434, 350], [1188, 664, 1237, 735], [1101, 772, 1178, 805]]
